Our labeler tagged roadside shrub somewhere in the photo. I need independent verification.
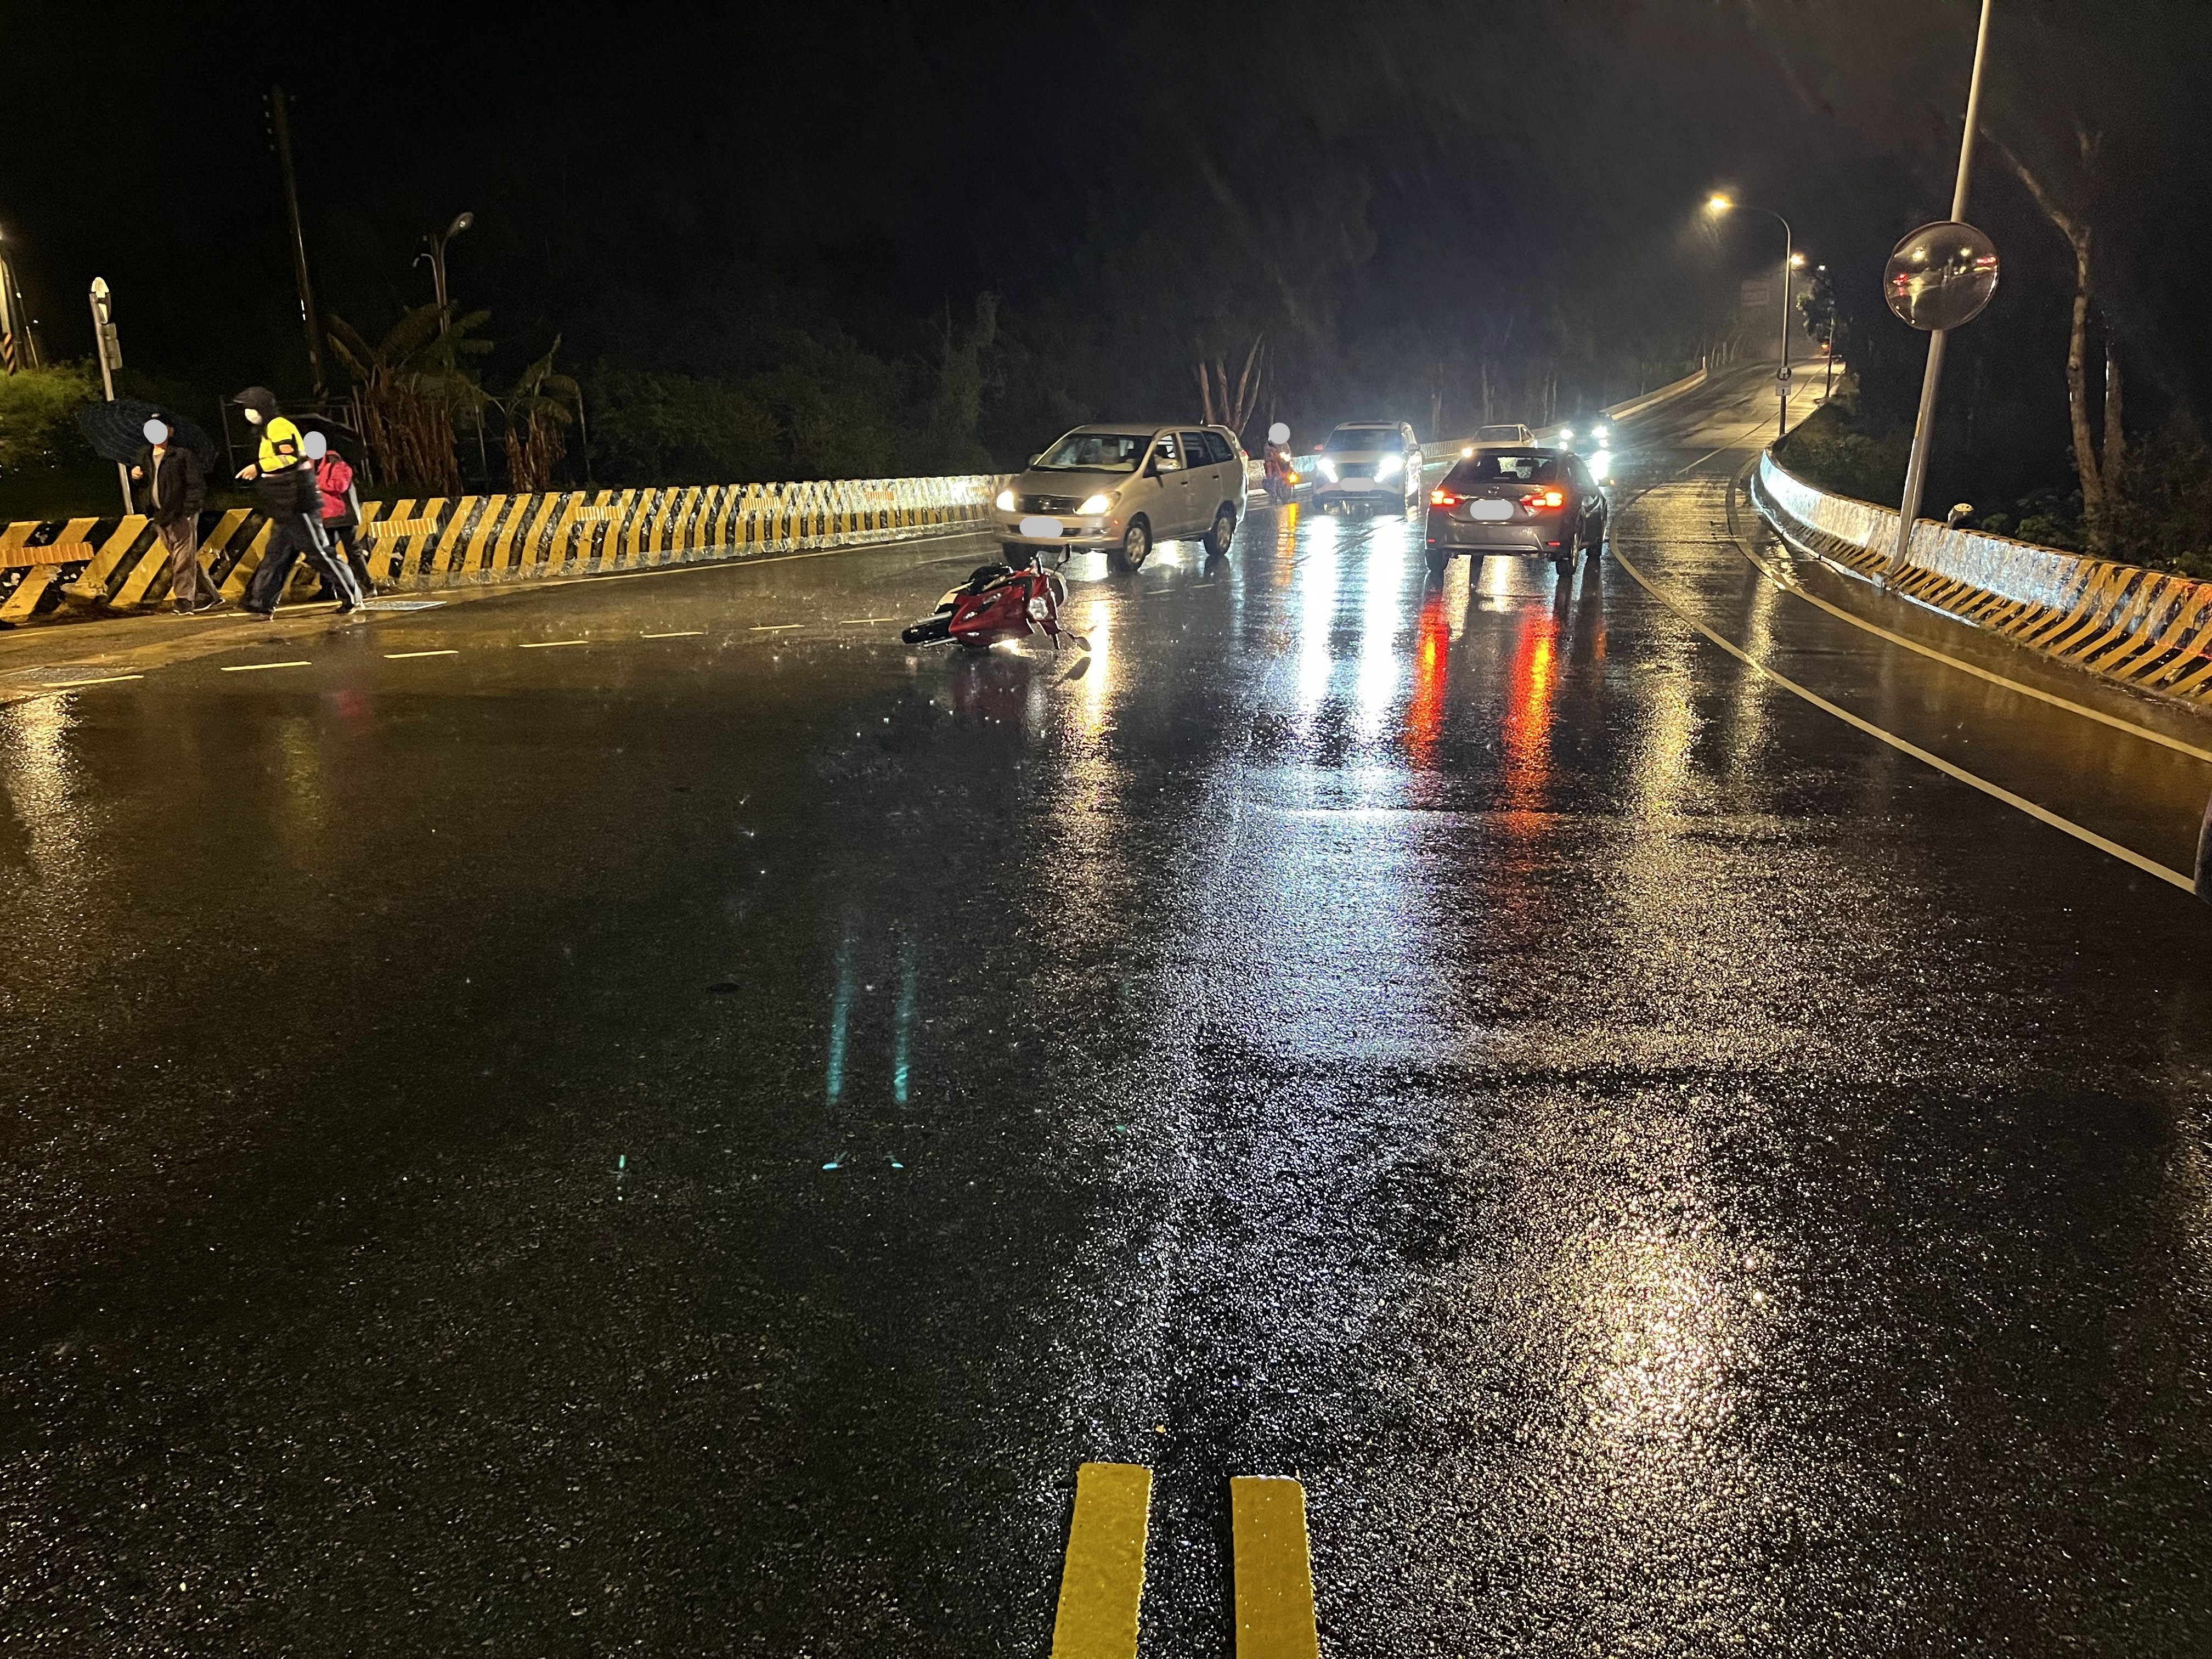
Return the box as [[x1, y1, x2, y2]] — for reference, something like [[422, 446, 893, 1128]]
[[0, 362, 99, 476], [1773, 398, 1908, 504]]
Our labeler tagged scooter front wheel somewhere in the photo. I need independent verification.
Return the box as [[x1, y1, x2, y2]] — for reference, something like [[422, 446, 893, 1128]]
[[900, 616, 952, 645]]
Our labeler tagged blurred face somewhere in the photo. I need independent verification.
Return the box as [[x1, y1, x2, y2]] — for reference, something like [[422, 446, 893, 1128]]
[[143, 419, 169, 445]]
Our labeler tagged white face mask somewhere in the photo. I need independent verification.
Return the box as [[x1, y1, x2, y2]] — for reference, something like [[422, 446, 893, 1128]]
[[244, 409, 263, 426], [143, 419, 170, 445]]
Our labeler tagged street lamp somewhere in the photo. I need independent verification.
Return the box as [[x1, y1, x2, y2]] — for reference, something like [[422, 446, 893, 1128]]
[[417, 210, 475, 335], [1708, 194, 1797, 444]]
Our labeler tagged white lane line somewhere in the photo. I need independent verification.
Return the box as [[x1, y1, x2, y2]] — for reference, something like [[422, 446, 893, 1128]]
[[221, 661, 313, 673], [1731, 514, 2212, 767], [1610, 541, 2196, 894], [751, 624, 804, 633], [641, 630, 706, 639], [518, 639, 589, 649], [838, 617, 894, 625], [48, 674, 144, 687], [385, 648, 460, 659]]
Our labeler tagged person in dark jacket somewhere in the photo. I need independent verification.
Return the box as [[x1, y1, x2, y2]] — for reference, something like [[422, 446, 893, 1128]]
[[130, 416, 220, 612], [232, 386, 360, 616]]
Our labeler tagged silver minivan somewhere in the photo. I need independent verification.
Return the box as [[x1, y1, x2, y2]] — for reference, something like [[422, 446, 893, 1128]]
[[994, 424, 1246, 571]]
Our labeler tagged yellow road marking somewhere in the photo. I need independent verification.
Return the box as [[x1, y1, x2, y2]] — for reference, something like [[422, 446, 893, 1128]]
[[220, 661, 313, 673], [385, 649, 460, 659], [751, 623, 804, 632], [641, 630, 706, 638], [1610, 543, 2196, 893], [1049, 1463, 1152, 1659], [518, 639, 589, 649], [1230, 1477, 1320, 1659], [838, 617, 894, 624], [47, 673, 144, 687]]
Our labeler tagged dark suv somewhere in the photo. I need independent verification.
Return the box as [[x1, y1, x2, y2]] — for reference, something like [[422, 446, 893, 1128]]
[[1424, 445, 1607, 579]]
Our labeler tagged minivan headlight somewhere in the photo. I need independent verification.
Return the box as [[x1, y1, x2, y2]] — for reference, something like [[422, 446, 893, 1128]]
[[1375, 454, 1404, 479], [995, 488, 1018, 511], [1077, 492, 1113, 515]]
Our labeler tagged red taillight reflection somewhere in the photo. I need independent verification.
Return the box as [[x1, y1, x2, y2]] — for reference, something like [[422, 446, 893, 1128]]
[[1429, 487, 1459, 508]]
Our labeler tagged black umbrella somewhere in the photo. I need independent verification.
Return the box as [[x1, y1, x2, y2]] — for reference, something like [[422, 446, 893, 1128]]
[[75, 398, 223, 475]]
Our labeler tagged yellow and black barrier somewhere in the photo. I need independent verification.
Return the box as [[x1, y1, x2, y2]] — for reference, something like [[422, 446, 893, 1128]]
[[1755, 454, 2212, 706], [0, 471, 1011, 625]]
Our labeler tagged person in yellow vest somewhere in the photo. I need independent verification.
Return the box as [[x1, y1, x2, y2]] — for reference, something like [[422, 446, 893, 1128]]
[[233, 386, 361, 616]]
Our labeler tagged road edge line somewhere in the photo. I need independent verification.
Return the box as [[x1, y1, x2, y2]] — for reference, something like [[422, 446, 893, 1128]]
[[1609, 543, 2196, 894]]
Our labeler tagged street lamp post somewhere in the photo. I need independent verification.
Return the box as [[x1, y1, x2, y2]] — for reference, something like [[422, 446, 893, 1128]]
[[417, 211, 475, 335], [1707, 195, 1796, 444]]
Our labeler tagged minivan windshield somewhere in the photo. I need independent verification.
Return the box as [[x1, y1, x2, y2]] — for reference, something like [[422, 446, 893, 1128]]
[[1324, 427, 1404, 453], [1036, 432, 1150, 472], [1444, 450, 1559, 484]]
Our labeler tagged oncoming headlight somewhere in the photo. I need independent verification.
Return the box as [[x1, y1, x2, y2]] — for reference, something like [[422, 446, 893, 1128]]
[[1375, 454, 1404, 479], [1318, 458, 1339, 481], [1077, 492, 1113, 515], [995, 488, 1017, 512]]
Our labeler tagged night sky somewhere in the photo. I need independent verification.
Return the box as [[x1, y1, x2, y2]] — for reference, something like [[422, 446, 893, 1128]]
[[10, 2, 2210, 484]]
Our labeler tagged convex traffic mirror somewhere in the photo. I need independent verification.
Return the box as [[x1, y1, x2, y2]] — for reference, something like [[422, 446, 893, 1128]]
[[1884, 221, 2000, 330]]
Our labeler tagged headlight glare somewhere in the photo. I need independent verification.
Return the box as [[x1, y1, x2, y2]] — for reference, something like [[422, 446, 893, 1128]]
[[1375, 454, 1404, 479], [995, 488, 1017, 512], [1077, 493, 1113, 515], [1318, 458, 1339, 481]]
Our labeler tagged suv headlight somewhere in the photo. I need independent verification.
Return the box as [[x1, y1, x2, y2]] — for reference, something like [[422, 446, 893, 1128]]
[[1375, 454, 1404, 479], [1077, 492, 1113, 515], [995, 488, 1017, 511], [1318, 458, 1339, 481]]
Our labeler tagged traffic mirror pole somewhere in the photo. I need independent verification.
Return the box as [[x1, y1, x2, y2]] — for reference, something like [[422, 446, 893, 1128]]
[[1885, 0, 1995, 583]]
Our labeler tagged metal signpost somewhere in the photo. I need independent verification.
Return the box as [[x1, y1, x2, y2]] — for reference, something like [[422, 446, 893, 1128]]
[[87, 278, 133, 515]]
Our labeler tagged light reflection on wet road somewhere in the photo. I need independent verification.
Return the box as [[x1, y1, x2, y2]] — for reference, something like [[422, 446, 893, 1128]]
[[1, 370, 2209, 1655]]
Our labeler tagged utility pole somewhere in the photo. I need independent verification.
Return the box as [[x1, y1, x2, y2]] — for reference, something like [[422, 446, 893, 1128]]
[[1886, 0, 1996, 581], [267, 84, 326, 397], [87, 278, 133, 514]]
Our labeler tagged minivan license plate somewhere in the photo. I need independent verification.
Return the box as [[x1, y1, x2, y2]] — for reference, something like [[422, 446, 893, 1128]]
[[1469, 500, 1514, 521]]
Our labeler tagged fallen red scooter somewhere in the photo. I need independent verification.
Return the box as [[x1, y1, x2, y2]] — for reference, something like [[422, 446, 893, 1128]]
[[901, 550, 1088, 654]]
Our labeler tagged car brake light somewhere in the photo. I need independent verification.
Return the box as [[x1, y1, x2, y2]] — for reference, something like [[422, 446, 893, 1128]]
[[1429, 488, 1460, 507], [1520, 488, 1567, 511]]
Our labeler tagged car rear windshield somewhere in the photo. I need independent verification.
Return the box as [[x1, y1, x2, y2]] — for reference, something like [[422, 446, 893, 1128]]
[[1036, 433, 1150, 471], [1444, 450, 1559, 485], [1324, 427, 1404, 453], [1475, 426, 1527, 441]]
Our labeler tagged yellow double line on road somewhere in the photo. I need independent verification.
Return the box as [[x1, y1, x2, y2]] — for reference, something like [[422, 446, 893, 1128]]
[[1049, 1463, 1318, 1659]]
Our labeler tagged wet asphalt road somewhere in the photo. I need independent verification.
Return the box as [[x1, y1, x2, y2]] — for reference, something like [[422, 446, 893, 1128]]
[[2, 370, 2210, 1656]]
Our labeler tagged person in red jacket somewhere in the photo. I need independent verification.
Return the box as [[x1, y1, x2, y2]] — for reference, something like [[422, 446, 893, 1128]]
[[304, 431, 376, 600]]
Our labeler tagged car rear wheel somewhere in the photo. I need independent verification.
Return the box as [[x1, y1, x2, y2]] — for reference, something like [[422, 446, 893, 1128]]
[[1111, 517, 1151, 572], [1425, 549, 1450, 578], [1202, 506, 1236, 556], [1585, 514, 1607, 559]]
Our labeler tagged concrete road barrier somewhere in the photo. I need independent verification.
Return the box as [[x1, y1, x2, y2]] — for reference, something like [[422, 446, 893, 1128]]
[[1754, 452, 2212, 708], [0, 471, 1013, 626]]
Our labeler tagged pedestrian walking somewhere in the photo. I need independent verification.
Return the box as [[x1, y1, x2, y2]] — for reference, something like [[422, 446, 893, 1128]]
[[304, 430, 376, 602], [232, 387, 361, 617], [131, 415, 221, 613]]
